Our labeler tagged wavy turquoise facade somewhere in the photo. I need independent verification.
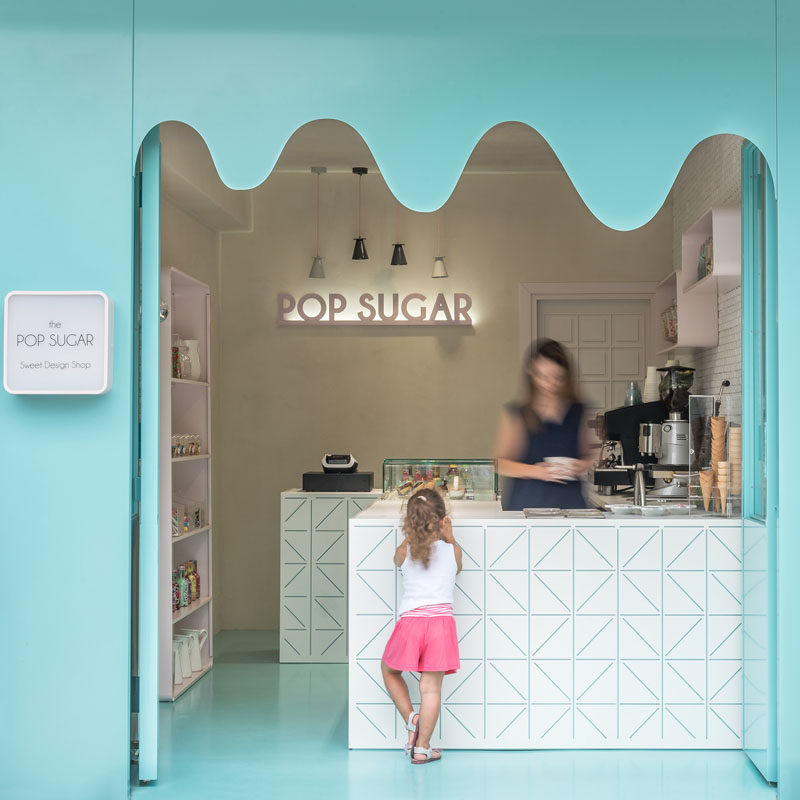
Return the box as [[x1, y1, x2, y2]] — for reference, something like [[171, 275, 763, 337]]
[[1, 2, 798, 798]]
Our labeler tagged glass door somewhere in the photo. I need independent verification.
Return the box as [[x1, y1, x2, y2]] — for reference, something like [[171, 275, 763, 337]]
[[135, 127, 162, 783], [741, 142, 777, 784]]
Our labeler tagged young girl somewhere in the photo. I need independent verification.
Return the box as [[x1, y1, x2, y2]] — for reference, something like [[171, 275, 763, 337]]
[[381, 488, 462, 764]]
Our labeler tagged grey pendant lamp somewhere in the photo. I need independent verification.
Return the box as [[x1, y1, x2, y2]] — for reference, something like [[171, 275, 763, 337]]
[[391, 200, 407, 266], [352, 167, 369, 260], [309, 166, 326, 279], [432, 209, 448, 278]]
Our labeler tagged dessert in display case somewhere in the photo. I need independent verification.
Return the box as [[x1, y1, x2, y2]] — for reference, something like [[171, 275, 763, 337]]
[[382, 459, 498, 501], [688, 395, 741, 516]]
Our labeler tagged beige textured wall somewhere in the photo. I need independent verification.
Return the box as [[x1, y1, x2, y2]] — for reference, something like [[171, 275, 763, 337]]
[[161, 198, 224, 633], [215, 171, 673, 630]]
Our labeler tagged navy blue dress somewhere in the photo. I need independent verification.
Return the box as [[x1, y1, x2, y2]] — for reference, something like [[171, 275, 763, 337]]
[[505, 402, 587, 510]]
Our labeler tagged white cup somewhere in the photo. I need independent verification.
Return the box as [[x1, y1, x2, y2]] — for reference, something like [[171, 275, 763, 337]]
[[172, 642, 184, 686], [173, 635, 193, 679], [179, 628, 208, 672], [544, 456, 578, 481]]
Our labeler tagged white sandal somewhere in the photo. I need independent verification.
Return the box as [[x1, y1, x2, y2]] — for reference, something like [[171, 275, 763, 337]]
[[411, 746, 442, 765], [403, 711, 418, 756], [402, 711, 441, 758]]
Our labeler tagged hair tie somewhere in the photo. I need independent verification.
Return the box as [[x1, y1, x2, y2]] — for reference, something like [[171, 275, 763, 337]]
[[417, 495, 427, 502]]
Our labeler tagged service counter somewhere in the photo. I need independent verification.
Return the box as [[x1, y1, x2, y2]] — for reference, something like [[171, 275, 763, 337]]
[[348, 499, 742, 750]]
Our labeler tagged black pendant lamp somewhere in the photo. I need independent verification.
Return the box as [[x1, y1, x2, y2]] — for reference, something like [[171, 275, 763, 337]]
[[309, 166, 326, 279], [391, 244, 407, 266], [432, 209, 448, 278], [352, 167, 369, 260], [390, 201, 407, 265]]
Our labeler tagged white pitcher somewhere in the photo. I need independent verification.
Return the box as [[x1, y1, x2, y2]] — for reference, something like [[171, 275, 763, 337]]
[[181, 339, 201, 381], [173, 634, 193, 679], [179, 628, 208, 672], [172, 641, 184, 686]]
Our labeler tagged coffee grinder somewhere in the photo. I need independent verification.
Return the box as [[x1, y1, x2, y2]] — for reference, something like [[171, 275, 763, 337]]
[[649, 366, 695, 496]]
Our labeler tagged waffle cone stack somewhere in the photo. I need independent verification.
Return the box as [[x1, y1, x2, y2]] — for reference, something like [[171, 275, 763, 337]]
[[728, 426, 742, 493], [698, 469, 714, 512], [709, 416, 727, 511], [716, 461, 730, 514]]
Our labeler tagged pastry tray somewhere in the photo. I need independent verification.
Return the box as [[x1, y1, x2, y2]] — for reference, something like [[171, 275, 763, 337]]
[[523, 508, 605, 518]]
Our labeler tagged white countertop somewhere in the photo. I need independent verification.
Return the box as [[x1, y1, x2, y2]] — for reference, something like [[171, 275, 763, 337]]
[[351, 497, 739, 524]]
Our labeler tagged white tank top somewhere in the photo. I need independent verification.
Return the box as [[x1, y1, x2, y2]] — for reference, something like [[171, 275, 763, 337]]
[[398, 539, 457, 615]]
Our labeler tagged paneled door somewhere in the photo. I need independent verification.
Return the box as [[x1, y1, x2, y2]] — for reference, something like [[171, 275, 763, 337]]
[[536, 298, 651, 417]]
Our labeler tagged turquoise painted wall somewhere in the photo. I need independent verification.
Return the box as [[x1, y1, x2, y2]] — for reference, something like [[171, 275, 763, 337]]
[[1, 1, 798, 797], [776, 3, 800, 796], [0, 4, 134, 799]]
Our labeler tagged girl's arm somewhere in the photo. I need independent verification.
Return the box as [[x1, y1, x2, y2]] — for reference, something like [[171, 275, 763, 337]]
[[440, 518, 463, 574], [452, 543, 463, 575], [393, 540, 408, 567]]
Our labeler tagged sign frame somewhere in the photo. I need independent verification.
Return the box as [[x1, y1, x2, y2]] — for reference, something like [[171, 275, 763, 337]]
[[3, 290, 114, 395]]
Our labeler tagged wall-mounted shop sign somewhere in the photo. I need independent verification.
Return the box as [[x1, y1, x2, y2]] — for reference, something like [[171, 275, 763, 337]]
[[3, 291, 113, 395], [277, 291, 473, 326]]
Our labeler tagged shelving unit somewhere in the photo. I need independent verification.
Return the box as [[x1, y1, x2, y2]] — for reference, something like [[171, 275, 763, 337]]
[[655, 206, 741, 355], [681, 206, 741, 295], [159, 266, 213, 701], [172, 595, 213, 624], [172, 453, 211, 463]]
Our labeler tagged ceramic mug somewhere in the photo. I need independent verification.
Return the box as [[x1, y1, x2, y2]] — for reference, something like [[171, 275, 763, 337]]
[[172, 642, 184, 686], [173, 634, 193, 679], [179, 628, 208, 672], [181, 339, 202, 381]]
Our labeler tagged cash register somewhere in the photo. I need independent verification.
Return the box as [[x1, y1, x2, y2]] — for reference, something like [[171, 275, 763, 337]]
[[302, 453, 374, 492]]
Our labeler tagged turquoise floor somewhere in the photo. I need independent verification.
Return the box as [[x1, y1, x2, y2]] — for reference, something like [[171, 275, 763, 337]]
[[133, 631, 776, 800]]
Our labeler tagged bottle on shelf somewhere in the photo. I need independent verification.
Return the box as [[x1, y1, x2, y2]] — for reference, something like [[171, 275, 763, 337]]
[[171, 570, 180, 613], [177, 565, 190, 608], [192, 560, 201, 601], [465, 466, 474, 500], [186, 562, 198, 603]]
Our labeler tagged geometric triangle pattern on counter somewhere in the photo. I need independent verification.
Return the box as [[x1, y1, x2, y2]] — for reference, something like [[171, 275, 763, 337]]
[[281, 492, 379, 663], [350, 521, 743, 749]]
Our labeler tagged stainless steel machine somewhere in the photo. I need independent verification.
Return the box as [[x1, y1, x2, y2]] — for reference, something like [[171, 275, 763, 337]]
[[593, 366, 695, 501]]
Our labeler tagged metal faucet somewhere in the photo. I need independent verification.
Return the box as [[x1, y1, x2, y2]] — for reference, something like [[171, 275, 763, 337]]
[[634, 463, 646, 507]]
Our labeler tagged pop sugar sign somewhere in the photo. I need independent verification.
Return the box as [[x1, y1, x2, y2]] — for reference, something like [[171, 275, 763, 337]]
[[3, 291, 113, 394]]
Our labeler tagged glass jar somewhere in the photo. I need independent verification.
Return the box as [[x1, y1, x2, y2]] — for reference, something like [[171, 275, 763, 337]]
[[177, 347, 191, 380]]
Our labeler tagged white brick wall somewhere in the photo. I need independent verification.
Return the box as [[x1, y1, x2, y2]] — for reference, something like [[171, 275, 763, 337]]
[[692, 286, 742, 422], [670, 135, 744, 424]]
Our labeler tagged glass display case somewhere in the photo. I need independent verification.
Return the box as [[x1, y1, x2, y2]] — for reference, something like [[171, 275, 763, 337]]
[[688, 395, 741, 516], [382, 459, 498, 501]]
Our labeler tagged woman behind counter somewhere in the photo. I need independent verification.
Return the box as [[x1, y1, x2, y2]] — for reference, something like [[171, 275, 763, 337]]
[[494, 339, 593, 510]]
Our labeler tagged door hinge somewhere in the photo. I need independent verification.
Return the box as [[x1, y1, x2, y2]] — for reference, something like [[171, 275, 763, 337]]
[[133, 475, 142, 503], [136, 173, 143, 208]]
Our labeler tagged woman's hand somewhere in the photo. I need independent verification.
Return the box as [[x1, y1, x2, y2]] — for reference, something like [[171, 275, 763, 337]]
[[565, 458, 589, 479], [440, 516, 456, 543], [531, 462, 568, 484]]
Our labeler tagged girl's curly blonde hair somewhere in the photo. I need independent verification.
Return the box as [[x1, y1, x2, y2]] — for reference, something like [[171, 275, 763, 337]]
[[403, 488, 447, 568]]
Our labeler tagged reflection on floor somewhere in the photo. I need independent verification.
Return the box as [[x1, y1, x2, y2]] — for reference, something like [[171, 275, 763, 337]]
[[133, 630, 776, 800]]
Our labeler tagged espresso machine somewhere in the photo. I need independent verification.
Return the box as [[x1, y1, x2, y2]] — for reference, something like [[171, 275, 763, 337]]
[[593, 401, 668, 495], [593, 366, 695, 500]]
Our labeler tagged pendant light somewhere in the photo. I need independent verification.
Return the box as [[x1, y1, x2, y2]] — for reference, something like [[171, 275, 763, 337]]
[[391, 200, 407, 266], [309, 166, 327, 279], [432, 209, 448, 278], [352, 167, 369, 260]]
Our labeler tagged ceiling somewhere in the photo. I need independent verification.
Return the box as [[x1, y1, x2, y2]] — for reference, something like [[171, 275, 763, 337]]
[[272, 120, 565, 174]]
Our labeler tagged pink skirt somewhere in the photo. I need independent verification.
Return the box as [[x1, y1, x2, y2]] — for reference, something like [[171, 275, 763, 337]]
[[382, 615, 460, 675]]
